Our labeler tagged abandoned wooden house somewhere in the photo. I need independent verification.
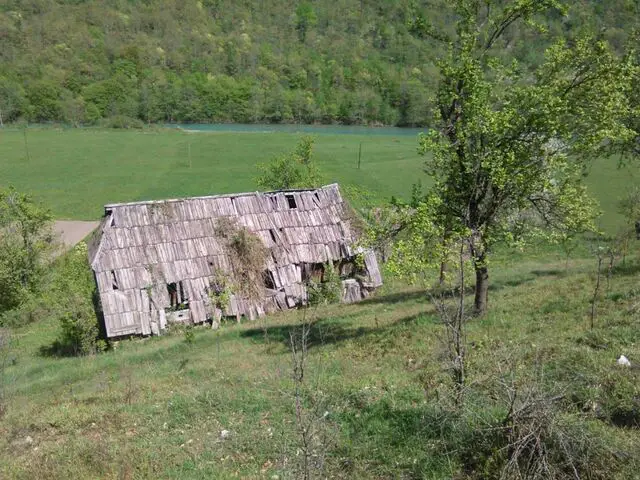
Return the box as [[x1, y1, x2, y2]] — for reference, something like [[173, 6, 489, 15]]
[[88, 184, 383, 338]]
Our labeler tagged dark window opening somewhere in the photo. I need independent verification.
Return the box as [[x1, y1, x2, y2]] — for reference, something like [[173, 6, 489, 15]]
[[179, 280, 186, 303], [286, 194, 297, 209], [167, 282, 178, 308], [263, 270, 277, 290], [167, 281, 189, 312], [111, 270, 119, 290]]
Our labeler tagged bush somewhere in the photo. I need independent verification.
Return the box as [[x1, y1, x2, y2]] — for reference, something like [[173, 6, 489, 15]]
[[100, 115, 144, 129], [256, 135, 321, 190], [308, 262, 342, 306], [0, 295, 53, 328], [57, 308, 102, 356], [47, 243, 105, 356]]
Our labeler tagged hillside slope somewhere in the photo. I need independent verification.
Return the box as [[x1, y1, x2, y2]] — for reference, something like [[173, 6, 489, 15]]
[[0, 0, 636, 126]]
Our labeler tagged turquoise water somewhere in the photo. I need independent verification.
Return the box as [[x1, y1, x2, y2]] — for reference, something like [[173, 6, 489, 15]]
[[167, 123, 426, 136]]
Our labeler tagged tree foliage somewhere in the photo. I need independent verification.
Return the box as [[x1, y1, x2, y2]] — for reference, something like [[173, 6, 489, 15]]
[[0, 0, 637, 127], [0, 187, 54, 313], [48, 242, 104, 356], [256, 136, 322, 190], [409, 0, 638, 314]]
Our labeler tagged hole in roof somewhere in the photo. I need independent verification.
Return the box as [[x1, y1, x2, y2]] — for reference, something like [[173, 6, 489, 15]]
[[286, 194, 297, 209], [111, 270, 119, 290], [263, 270, 277, 290], [167, 282, 189, 309], [269, 229, 277, 244], [110, 215, 116, 227]]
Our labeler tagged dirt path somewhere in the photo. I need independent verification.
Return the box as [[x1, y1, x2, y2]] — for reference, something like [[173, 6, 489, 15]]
[[53, 220, 100, 250]]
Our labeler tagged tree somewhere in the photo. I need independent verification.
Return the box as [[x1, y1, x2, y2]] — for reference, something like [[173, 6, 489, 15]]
[[295, 2, 317, 43], [412, 0, 637, 315], [0, 77, 27, 125], [256, 136, 322, 190], [0, 187, 55, 313]]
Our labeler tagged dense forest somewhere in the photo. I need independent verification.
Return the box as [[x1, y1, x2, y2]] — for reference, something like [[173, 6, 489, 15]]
[[0, 0, 637, 126]]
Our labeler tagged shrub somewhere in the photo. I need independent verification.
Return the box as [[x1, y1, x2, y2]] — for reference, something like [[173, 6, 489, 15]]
[[184, 325, 195, 345], [308, 262, 342, 306], [256, 135, 321, 190], [57, 308, 101, 356], [48, 243, 105, 356]]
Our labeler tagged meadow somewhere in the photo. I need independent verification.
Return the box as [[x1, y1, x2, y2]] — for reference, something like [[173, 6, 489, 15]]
[[0, 127, 638, 234], [0, 127, 424, 220], [1, 127, 640, 478]]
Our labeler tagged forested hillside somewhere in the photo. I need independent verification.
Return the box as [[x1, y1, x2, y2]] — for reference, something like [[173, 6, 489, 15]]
[[0, 0, 636, 126]]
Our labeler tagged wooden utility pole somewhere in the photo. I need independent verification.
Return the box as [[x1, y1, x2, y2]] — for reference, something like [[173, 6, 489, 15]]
[[23, 128, 31, 161]]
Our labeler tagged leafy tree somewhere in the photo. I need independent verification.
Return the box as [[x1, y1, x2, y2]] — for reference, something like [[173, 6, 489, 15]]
[[25, 80, 63, 122], [0, 77, 26, 125], [61, 94, 86, 127], [295, 2, 317, 43], [256, 136, 322, 190], [0, 187, 55, 313], [411, 0, 637, 315]]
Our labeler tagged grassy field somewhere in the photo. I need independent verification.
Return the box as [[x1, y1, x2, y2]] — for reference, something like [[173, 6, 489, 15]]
[[2, 127, 640, 478], [1, 127, 638, 233], [0, 127, 424, 220], [1, 251, 640, 478]]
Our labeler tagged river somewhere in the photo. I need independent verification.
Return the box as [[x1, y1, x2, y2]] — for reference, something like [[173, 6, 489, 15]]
[[166, 123, 426, 136]]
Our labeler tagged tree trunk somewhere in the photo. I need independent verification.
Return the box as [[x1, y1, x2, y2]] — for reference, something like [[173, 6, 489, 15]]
[[439, 260, 447, 286], [473, 263, 489, 316]]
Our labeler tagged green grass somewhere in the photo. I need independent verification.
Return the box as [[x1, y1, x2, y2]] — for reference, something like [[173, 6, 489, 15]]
[[0, 128, 425, 220], [1, 127, 637, 235], [2, 251, 640, 478], [2, 127, 640, 477]]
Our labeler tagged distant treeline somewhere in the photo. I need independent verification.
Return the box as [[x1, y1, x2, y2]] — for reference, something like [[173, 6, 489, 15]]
[[0, 0, 635, 127]]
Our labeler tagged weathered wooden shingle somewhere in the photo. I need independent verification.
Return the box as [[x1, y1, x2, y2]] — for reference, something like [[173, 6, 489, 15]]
[[91, 184, 381, 338]]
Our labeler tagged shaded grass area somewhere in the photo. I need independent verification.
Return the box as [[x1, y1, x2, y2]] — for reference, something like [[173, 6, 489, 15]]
[[0, 128, 425, 220], [2, 249, 640, 478]]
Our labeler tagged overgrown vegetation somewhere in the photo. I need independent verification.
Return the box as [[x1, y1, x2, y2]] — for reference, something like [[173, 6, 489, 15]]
[[214, 217, 269, 308], [46, 242, 105, 356], [307, 262, 342, 306], [0, 195, 104, 356]]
